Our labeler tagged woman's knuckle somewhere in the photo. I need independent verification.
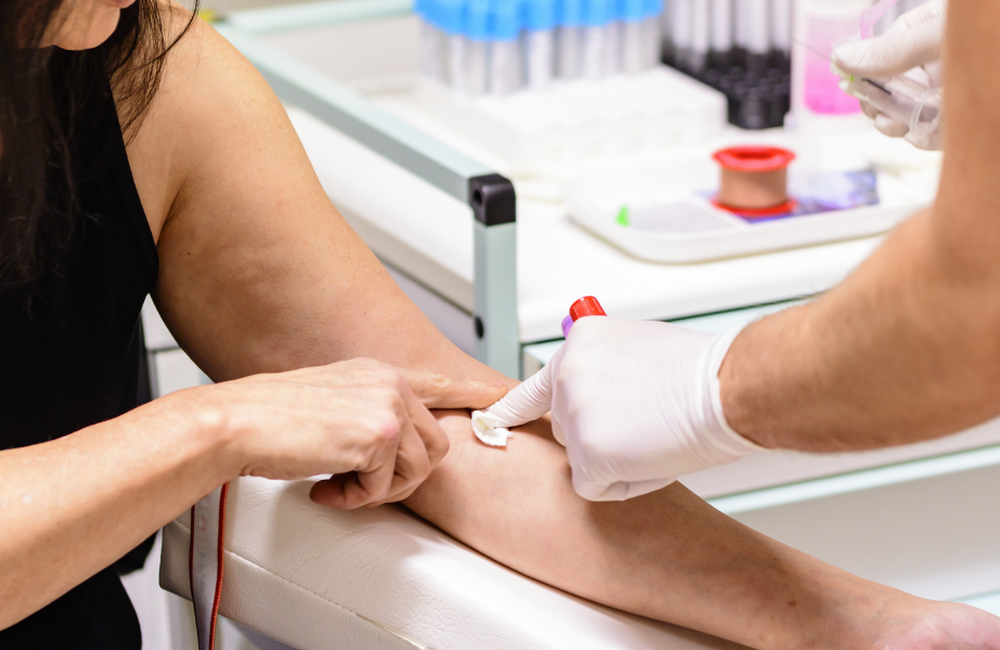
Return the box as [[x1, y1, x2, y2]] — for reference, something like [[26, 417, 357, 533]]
[[367, 362, 397, 382], [383, 389, 406, 414], [376, 417, 401, 443]]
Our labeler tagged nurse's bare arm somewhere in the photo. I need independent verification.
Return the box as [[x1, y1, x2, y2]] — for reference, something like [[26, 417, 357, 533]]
[[719, 1, 1000, 452], [148, 14, 1000, 650]]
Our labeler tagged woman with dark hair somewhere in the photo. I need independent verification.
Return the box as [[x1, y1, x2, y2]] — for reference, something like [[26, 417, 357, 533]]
[[3, 1, 1000, 649], [0, 1, 505, 646]]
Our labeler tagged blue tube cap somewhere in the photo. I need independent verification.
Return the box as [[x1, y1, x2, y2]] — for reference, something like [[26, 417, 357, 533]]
[[525, 0, 557, 31], [619, 0, 645, 21], [437, 0, 465, 34], [642, 0, 662, 19], [558, 0, 584, 26], [467, 0, 491, 40], [583, 0, 614, 27], [491, 0, 522, 41]]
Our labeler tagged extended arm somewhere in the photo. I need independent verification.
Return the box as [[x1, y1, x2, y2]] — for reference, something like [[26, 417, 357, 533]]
[[721, 1, 1000, 450], [143, 11, 1000, 650]]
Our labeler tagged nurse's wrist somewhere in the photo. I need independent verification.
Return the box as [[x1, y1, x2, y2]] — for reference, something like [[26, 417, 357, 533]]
[[716, 325, 769, 449]]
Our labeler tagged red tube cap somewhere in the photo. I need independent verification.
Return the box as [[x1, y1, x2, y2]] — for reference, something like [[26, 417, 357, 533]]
[[570, 296, 607, 321]]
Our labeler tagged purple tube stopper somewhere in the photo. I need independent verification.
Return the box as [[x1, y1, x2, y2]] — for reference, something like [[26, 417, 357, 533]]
[[561, 315, 575, 338]]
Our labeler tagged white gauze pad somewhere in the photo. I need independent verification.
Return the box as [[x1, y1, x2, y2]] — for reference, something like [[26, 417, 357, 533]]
[[471, 411, 513, 447]]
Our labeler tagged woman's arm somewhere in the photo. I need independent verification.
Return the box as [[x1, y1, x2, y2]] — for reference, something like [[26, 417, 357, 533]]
[[0, 390, 228, 628], [719, 0, 1000, 451], [145, 11, 1000, 649], [0, 358, 498, 628], [3, 5, 500, 629], [406, 411, 1000, 650]]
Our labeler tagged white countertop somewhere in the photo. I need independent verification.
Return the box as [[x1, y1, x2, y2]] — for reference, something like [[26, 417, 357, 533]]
[[288, 106, 909, 343]]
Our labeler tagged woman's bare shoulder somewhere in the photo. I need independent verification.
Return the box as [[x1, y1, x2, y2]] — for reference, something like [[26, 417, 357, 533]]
[[125, 2, 288, 240]]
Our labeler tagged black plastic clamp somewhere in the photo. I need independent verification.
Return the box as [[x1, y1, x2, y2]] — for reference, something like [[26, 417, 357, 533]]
[[468, 174, 516, 226]]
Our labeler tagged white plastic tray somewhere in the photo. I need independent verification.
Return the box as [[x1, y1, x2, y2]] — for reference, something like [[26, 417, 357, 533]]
[[566, 138, 941, 262]]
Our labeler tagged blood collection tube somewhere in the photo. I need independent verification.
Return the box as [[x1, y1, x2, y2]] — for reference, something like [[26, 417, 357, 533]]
[[709, 0, 733, 69], [524, 0, 558, 89], [669, 0, 694, 70], [563, 296, 607, 336], [557, 0, 586, 79], [416, 0, 447, 82], [570, 295, 608, 320], [640, 0, 662, 70], [465, 0, 491, 95], [743, 0, 769, 74], [620, 0, 647, 74], [490, 0, 524, 95], [690, 0, 710, 73], [440, 0, 468, 90], [770, 0, 791, 65], [582, 0, 615, 78]]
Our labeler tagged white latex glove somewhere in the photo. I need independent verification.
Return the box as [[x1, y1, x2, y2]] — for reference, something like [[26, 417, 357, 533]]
[[832, 0, 945, 150], [484, 317, 763, 501]]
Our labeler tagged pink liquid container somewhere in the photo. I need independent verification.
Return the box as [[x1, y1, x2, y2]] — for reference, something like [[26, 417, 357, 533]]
[[792, 0, 869, 117]]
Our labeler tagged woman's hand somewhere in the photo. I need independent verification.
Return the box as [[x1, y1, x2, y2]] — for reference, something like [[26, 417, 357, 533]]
[[175, 358, 506, 509]]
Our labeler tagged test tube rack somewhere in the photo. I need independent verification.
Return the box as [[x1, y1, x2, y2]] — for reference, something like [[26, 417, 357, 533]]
[[666, 48, 790, 130], [662, 0, 791, 130]]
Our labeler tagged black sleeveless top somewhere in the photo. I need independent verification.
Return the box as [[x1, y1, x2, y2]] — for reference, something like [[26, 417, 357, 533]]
[[0, 51, 157, 648]]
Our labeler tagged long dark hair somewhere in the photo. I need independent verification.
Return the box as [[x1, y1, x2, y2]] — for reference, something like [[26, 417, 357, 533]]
[[0, 0, 198, 288]]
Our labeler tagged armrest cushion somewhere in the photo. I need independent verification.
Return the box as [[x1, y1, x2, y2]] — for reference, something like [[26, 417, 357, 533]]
[[160, 476, 743, 650]]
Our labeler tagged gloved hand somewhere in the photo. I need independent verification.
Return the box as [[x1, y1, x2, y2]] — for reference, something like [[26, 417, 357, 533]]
[[484, 317, 763, 501], [832, 0, 946, 150]]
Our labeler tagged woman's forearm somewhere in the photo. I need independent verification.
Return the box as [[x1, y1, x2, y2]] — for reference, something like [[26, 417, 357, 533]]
[[0, 389, 233, 629], [406, 410, 950, 650]]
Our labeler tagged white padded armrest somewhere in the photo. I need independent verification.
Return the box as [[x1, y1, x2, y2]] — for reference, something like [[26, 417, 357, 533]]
[[160, 477, 745, 650]]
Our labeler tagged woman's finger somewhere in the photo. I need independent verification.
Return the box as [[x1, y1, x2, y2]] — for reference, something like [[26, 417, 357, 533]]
[[367, 480, 424, 508], [402, 386, 452, 468], [347, 439, 400, 507], [312, 424, 399, 509], [379, 417, 432, 504], [309, 473, 354, 508], [400, 369, 508, 410]]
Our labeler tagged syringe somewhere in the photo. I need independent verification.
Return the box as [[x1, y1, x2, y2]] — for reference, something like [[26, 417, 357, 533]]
[[839, 73, 942, 147], [796, 36, 943, 148]]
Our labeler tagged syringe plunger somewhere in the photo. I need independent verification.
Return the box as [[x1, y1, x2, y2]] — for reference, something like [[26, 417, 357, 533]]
[[841, 74, 942, 145]]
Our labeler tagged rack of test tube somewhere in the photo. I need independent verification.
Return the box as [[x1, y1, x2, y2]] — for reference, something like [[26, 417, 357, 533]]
[[410, 0, 730, 172], [663, 0, 791, 130], [661, 0, 935, 130], [415, 0, 663, 94]]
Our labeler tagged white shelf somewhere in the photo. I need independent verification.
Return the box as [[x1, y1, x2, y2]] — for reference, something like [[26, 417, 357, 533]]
[[709, 442, 1000, 515]]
